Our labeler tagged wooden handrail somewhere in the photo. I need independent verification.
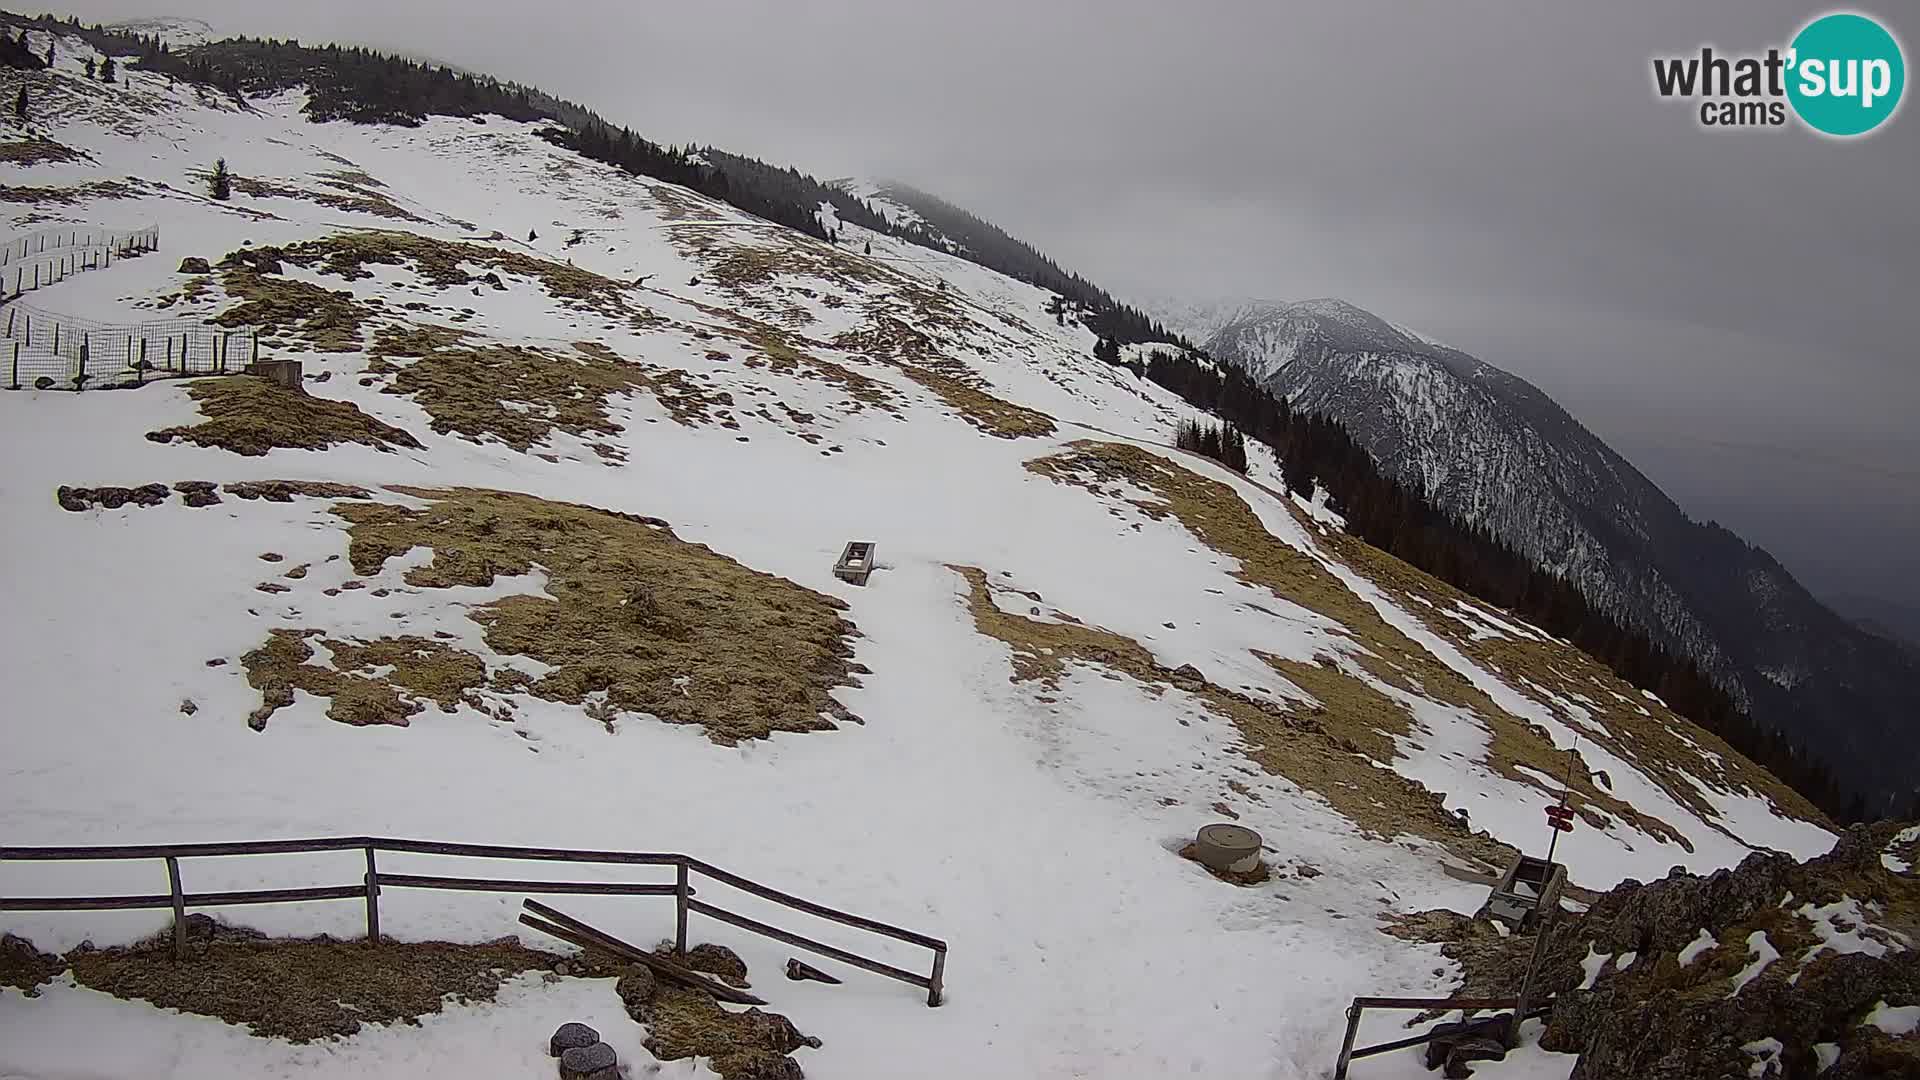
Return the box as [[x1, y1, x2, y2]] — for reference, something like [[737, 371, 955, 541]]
[[0, 836, 948, 1006]]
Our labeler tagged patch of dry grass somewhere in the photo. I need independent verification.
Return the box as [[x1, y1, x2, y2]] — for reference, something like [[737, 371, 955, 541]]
[[0, 179, 134, 204], [951, 564, 1512, 866], [641, 985, 820, 1079], [1314, 524, 1828, 829], [227, 174, 426, 223], [0, 136, 86, 165], [242, 629, 487, 730], [836, 315, 1055, 438], [1022, 442, 1694, 852], [363, 325, 646, 452], [265, 231, 657, 328], [333, 487, 863, 744], [215, 267, 374, 353], [223, 479, 371, 502], [146, 376, 422, 456], [68, 924, 555, 1041]]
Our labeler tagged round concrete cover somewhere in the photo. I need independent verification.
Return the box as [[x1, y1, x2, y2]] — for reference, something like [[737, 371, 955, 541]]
[[1194, 823, 1262, 870]]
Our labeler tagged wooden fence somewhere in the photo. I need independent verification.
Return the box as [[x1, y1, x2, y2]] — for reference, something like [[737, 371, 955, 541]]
[[0, 836, 947, 1006]]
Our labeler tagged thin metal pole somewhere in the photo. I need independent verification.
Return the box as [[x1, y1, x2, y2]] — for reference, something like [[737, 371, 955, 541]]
[[166, 856, 187, 960], [674, 859, 689, 955]]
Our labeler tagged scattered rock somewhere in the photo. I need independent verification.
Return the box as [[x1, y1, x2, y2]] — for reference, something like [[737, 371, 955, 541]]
[[224, 480, 369, 503], [55, 484, 171, 512], [177, 257, 211, 274], [259, 552, 284, 563], [33, 376, 54, 390], [174, 480, 222, 507], [482, 271, 505, 290], [685, 942, 749, 985], [558, 1041, 618, 1080], [256, 582, 290, 594], [549, 1021, 600, 1057], [615, 965, 657, 1010], [1169, 663, 1206, 689], [219, 247, 283, 276], [340, 580, 365, 591], [285, 565, 308, 580], [179, 699, 198, 716], [205, 658, 227, 668]]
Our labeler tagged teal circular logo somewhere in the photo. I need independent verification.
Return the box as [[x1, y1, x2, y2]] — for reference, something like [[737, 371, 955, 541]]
[[1787, 13, 1905, 136]]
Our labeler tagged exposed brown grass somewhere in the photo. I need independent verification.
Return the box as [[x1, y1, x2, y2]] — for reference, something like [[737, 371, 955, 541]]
[[145, 376, 423, 456], [216, 267, 374, 353], [368, 323, 645, 450], [332, 487, 863, 744], [837, 315, 1055, 438], [269, 231, 658, 327], [68, 924, 555, 1041], [0, 179, 135, 204], [951, 564, 1512, 867], [242, 629, 487, 730], [227, 174, 426, 223], [641, 985, 820, 1079], [0, 136, 86, 165], [1022, 442, 1693, 850], [1313, 522, 1829, 829]]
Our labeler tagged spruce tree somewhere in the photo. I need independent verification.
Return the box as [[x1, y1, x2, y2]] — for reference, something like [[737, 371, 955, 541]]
[[14, 87, 26, 123], [100, 56, 116, 83], [45, 43, 54, 67], [209, 158, 231, 201], [85, 56, 95, 78], [863, 240, 871, 255]]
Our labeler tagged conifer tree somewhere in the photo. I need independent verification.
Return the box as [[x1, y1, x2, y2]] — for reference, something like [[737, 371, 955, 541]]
[[13, 87, 26, 123], [100, 56, 116, 83], [84, 56, 95, 78], [209, 158, 231, 201]]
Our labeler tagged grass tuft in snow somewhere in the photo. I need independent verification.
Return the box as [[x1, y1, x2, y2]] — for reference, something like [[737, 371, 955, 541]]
[[335, 487, 863, 744], [365, 325, 648, 453], [225, 171, 425, 223], [145, 375, 423, 456], [0, 136, 87, 165], [67, 922, 557, 1042], [0, 933, 64, 997], [243, 629, 487, 730]]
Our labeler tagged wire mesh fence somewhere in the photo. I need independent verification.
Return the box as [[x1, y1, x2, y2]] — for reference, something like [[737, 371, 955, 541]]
[[2, 300, 260, 391], [0, 226, 161, 301]]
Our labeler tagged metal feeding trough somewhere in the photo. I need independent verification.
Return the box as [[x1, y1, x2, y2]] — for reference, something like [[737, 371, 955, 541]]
[[1192, 823, 1263, 874], [833, 541, 877, 586], [1479, 853, 1566, 931]]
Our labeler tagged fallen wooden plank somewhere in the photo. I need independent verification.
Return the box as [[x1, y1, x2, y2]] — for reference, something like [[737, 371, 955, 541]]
[[520, 900, 766, 1006]]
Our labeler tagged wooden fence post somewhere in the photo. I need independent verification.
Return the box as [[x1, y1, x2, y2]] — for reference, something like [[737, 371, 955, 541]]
[[78, 335, 88, 389], [675, 859, 689, 955], [928, 946, 946, 1007], [364, 844, 381, 944], [1332, 1001, 1363, 1080], [166, 856, 187, 960], [10, 341, 18, 390]]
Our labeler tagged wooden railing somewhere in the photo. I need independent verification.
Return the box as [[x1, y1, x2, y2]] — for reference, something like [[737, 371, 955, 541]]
[[1331, 995, 1552, 1078], [0, 836, 947, 1006]]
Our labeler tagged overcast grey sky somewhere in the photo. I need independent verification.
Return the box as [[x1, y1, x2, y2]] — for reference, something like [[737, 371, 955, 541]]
[[65, 1, 1920, 634]]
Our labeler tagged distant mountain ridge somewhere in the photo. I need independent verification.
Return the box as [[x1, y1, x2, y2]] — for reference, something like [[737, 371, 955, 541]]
[[1170, 297, 1920, 816]]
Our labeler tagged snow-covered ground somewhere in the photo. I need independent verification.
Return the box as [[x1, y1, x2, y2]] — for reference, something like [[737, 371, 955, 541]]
[[0, 33, 1835, 1080]]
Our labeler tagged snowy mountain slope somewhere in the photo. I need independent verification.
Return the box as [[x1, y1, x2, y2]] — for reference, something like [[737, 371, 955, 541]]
[[0, 32, 1836, 1080], [1181, 298, 1920, 817]]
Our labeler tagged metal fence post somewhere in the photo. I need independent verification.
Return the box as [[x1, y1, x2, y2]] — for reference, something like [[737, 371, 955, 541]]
[[1333, 1001, 1363, 1080], [928, 946, 946, 1007], [166, 856, 187, 960], [675, 859, 689, 955], [364, 844, 381, 943]]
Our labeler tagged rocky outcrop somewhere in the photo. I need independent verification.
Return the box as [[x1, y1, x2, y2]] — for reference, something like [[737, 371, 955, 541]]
[[1403, 823, 1920, 1078]]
